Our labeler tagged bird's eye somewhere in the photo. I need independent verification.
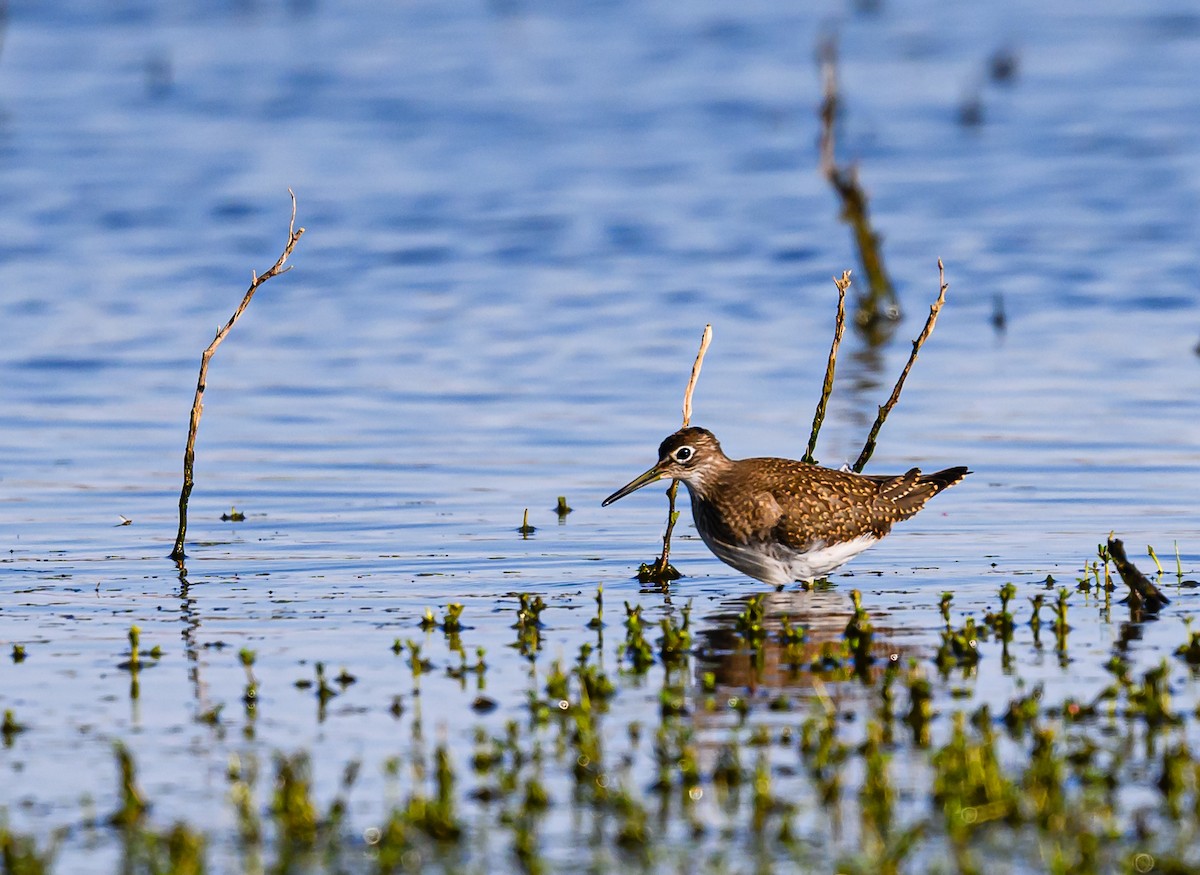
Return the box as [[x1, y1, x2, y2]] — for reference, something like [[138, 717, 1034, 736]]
[[674, 446, 693, 463]]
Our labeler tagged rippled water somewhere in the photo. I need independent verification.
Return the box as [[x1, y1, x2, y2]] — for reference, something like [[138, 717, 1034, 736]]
[[2, 0, 1200, 871]]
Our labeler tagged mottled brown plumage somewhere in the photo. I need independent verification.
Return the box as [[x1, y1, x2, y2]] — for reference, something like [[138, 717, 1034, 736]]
[[603, 427, 968, 585]]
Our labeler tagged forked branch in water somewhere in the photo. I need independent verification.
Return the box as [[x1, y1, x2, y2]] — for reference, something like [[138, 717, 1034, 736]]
[[170, 192, 305, 561], [639, 324, 712, 586], [853, 259, 947, 473]]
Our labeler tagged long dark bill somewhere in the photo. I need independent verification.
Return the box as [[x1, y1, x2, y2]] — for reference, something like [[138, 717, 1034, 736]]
[[601, 464, 668, 507]]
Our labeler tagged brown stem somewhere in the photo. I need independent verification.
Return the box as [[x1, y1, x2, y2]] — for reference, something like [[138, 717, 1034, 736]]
[[853, 259, 947, 473], [803, 271, 850, 464], [650, 490, 682, 579], [818, 36, 898, 332], [1107, 536, 1170, 615], [170, 192, 305, 560], [641, 325, 712, 586], [682, 324, 712, 428]]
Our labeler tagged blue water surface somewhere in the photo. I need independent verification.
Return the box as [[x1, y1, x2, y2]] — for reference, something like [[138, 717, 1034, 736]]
[[2, 0, 1200, 871]]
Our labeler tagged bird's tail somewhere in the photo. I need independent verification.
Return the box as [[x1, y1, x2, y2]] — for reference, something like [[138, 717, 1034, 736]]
[[873, 466, 970, 520]]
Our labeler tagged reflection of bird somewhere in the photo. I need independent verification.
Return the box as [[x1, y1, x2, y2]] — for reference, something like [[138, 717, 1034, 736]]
[[604, 427, 969, 586]]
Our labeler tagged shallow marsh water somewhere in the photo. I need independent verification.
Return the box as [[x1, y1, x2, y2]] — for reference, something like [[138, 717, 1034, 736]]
[[2, 0, 1200, 872]]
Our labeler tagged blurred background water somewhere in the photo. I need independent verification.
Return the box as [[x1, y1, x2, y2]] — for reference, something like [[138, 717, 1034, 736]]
[[2, 0, 1200, 871]]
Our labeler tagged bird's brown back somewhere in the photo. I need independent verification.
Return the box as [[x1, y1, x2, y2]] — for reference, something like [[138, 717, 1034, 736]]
[[692, 459, 968, 553]]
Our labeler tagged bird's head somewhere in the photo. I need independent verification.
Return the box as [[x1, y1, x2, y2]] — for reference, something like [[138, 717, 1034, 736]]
[[602, 427, 728, 506]]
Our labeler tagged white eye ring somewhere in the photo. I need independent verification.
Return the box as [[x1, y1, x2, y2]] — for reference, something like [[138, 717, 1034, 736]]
[[674, 446, 693, 462]]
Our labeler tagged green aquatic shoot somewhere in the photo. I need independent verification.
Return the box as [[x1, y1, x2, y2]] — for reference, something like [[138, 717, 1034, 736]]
[[1052, 589, 1070, 634], [110, 743, 148, 829], [1028, 593, 1045, 630], [904, 665, 933, 747], [936, 616, 981, 674], [940, 592, 953, 627], [780, 615, 806, 646], [587, 585, 604, 631], [1096, 541, 1112, 590], [270, 754, 319, 852], [514, 594, 546, 660], [128, 625, 140, 668], [0, 826, 60, 874], [442, 603, 465, 632], [1147, 544, 1163, 577], [735, 593, 768, 649], [658, 608, 692, 671], [844, 590, 875, 671], [621, 603, 655, 673], [239, 648, 258, 712], [2, 710, 27, 747], [1176, 627, 1200, 666]]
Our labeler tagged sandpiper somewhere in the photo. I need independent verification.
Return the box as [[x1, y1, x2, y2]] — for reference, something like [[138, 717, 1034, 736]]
[[603, 427, 968, 585]]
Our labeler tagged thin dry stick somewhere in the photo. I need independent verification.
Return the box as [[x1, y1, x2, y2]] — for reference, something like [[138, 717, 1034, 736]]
[[818, 36, 896, 326], [170, 192, 305, 561], [852, 259, 948, 473], [643, 325, 712, 585], [682, 324, 712, 428], [803, 271, 850, 464]]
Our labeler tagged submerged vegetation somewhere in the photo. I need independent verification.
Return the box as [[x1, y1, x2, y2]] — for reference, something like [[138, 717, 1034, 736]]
[[2, 543, 1198, 873]]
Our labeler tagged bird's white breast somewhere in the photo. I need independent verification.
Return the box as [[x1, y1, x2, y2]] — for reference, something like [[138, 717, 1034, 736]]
[[697, 524, 878, 586], [683, 482, 879, 585]]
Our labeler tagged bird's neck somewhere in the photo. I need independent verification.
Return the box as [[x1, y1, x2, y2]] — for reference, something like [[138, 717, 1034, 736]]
[[678, 456, 734, 501]]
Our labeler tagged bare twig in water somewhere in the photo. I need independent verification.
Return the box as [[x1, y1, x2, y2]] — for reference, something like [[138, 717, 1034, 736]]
[[682, 325, 712, 429], [170, 192, 305, 561], [1107, 536, 1170, 616], [803, 271, 850, 465], [818, 36, 898, 338], [852, 260, 947, 473], [640, 325, 712, 586]]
